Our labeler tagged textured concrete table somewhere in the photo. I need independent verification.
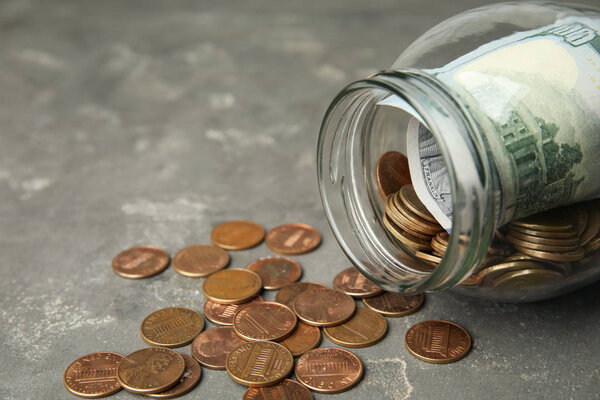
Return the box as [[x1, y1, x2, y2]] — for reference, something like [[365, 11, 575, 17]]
[[1, 0, 600, 399]]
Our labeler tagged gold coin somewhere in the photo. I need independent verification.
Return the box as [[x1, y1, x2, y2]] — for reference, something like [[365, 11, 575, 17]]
[[383, 214, 431, 252], [202, 269, 262, 304], [226, 341, 294, 387], [399, 184, 438, 223], [211, 220, 265, 250], [405, 320, 471, 364], [392, 193, 442, 235], [172, 245, 230, 277], [292, 288, 355, 327], [501, 253, 571, 275], [509, 225, 578, 239], [140, 307, 205, 348], [506, 229, 580, 247], [506, 233, 580, 252], [117, 348, 185, 394], [477, 260, 548, 286], [429, 237, 447, 254], [413, 251, 441, 266], [280, 321, 322, 357], [491, 268, 563, 289], [513, 245, 585, 262], [362, 292, 424, 317], [323, 307, 387, 348], [146, 354, 202, 399], [386, 199, 434, 240], [511, 209, 575, 232]]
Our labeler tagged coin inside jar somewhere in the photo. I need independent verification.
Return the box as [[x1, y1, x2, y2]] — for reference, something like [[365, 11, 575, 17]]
[[245, 257, 302, 290], [243, 379, 313, 400], [63, 352, 125, 398], [117, 348, 185, 394], [203, 296, 264, 326], [172, 245, 230, 277], [233, 302, 297, 342], [140, 307, 205, 348], [332, 267, 383, 298], [226, 341, 294, 387], [191, 326, 246, 370], [146, 354, 202, 399], [292, 288, 355, 327], [295, 347, 363, 394], [112, 246, 170, 279], [274, 282, 327, 308], [265, 223, 322, 255], [405, 320, 471, 364], [211, 220, 265, 250], [280, 321, 322, 357], [323, 307, 387, 348], [375, 151, 411, 199], [362, 292, 424, 317], [202, 269, 262, 304]]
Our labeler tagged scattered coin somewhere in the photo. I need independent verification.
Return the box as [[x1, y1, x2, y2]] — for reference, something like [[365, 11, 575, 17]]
[[324, 307, 387, 348], [362, 292, 424, 317], [226, 341, 294, 387], [375, 151, 411, 199], [191, 326, 246, 370], [246, 257, 302, 290], [292, 288, 355, 327], [112, 246, 170, 279], [63, 352, 125, 398], [140, 307, 205, 348], [211, 220, 265, 250], [295, 347, 363, 394], [202, 269, 262, 304], [117, 348, 185, 394], [332, 267, 383, 298], [266, 223, 322, 255], [280, 321, 322, 357], [146, 354, 202, 399], [274, 282, 328, 308], [203, 296, 264, 326], [233, 302, 297, 342], [243, 379, 313, 400], [172, 245, 230, 277], [405, 320, 471, 364]]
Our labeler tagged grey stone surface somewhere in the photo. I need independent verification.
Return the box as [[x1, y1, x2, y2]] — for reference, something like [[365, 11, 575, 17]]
[[1, 0, 599, 399]]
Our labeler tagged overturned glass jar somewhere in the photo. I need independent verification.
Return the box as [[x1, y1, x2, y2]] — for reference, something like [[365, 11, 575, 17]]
[[317, 1, 600, 302]]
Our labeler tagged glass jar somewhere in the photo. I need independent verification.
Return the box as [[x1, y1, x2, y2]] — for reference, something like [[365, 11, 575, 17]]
[[317, 1, 600, 302]]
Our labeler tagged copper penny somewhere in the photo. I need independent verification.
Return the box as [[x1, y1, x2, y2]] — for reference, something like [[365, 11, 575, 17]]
[[63, 352, 125, 398], [117, 348, 185, 394], [202, 269, 262, 304], [266, 224, 321, 255], [146, 354, 201, 399], [323, 307, 387, 348], [405, 320, 471, 364], [246, 257, 302, 290], [295, 347, 363, 394], [111, 246, 170, 279], [332, 267, 383, 298], [243, 379, 313, 400], [274, 282, 327, 308], [204, 296, 264, 326], [211, 220, 265, 250], [376, 151, 411, 199], [226, 341, 294, 387], [140, 307, 205, 348], [362, 292, 424, 317], [191, 326, 246, 370], [233, 302, 297, 342], [172, 245, 229, 277], [280, 321, 322, 357], [292, 288, 355, 327]]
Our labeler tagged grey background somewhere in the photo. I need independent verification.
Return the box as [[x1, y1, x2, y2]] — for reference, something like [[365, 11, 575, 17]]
[[1, 0, 599, 399]]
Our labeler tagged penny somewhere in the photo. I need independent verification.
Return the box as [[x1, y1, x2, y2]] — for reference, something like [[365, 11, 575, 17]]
[[477, 260, 548, 286], [513, 245, 585, 262], [246, 257, 302, 290], [211, 220, 265, 250], [295, 347, 363, 394], [191, 326, 246, 370], [233, 302, 297, 342], [140, 307, 205, 348], [226, 341, 294, 387], [323, 307, 387, 348], [280, 321, 322, 357], [202, 269, 262, 304], [117, 348, 185, 394], [292, 288, 355, 327], [399, 184, 438, 223], [511, 209, 574, 232], [362, 292, 424, 317], [243, 379, 313, 400], [375, 151, 411, 199], [383, 214, 431, 252], [63, 352, 125, 398], [266, 223, 322, 255], [491, 268, 563, 289], [392, 193, 442, 235], [405, 320, 471, 364], [146, 354, 201, 399], [172, 245, 229, 277], [332, 267, 383, 298], [112, 246, 170, 279], [203, 296, 264, 326], [274, 282, 328, 308]]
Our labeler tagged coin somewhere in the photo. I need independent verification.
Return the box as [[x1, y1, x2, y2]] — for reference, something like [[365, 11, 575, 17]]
[[399, 184, 438, 223], [172, 245, 229, 277], [405, 320, 471, 364], [226, 341, 294, 387], [581, 200, 600, 246], [233, 302, 297, 342], [506, 229, 580, 247], [274, 282, 328, 308], [323, 307, 387, 348], [111, 246, 170, 279], [383, 214, 431, 252], [513, 245, 585, 262], [509, 225, 577, 239], [413, 251, 442, 266], [292, 288, 355, 327], [202, 269, 262, 304], [362, 292, 424, 317], [392, 193, 442, 235], [477, 260, 547, 285], [203, 296, 264, 326], [246, 257, 302, 290], [146, 354, 201, 399], [265, 223, 322, 255], [63, 352, 125, 398], [191, 326, 246, 370], [375, 151, 411, 199], [117, 348, 185, 394], [295, 347, 363, 394], [280, 321, 322, 357], [491, 268, 563, 289], [511, 209, 574, 232], [386, 197, 434, 240], [243, 379, 313, 400], [211, 220, 265, 250], [506, 233, 580, 252], [332, 267, 383, 298], [140, 307, 205, 348]]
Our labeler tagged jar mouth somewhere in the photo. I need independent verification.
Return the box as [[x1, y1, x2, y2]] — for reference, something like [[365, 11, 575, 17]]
[[317, 70, 495, 293]]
